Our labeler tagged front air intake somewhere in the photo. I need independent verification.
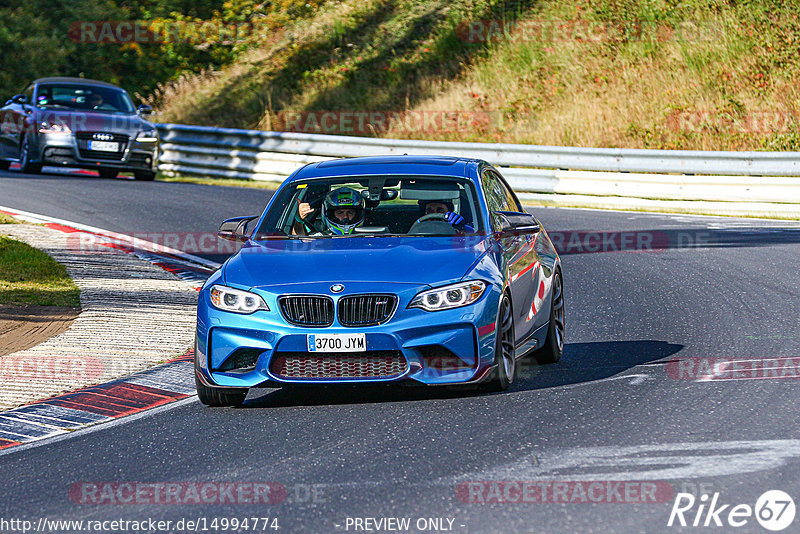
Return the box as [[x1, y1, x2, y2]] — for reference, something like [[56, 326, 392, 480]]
[[270, 351, 408, 379]]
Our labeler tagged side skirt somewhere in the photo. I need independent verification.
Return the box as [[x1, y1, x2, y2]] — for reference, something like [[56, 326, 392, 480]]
[[515, 321, 550, 359]]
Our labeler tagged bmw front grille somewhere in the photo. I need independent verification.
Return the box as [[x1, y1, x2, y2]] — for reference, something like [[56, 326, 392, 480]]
[[337, 294, 397, 327], [278, 294, 398, 327], [278, 296, 335, 326]]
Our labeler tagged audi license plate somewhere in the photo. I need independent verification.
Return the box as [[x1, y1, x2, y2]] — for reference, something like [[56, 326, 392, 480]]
[[307, 333, 366, 352], [88, 140, 119, 152]]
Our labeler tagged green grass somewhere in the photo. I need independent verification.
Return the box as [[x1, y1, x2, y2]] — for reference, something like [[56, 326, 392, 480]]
[[0, 235, 81, 307], [0, 213, 19, 224]]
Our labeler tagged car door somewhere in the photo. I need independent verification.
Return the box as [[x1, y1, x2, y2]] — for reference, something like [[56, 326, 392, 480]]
[[0, 101, 13, 159], [0, 84, 34, 159], [481, 168, 540, 346], [0, 95, 21, 159]]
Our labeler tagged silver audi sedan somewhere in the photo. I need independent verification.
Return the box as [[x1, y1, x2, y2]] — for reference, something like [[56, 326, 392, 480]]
[[0, 77, 158, 180]]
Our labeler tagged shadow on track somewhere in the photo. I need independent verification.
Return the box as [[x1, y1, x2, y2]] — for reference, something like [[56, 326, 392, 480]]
[[241, 340, 683, 408], [0, 167, 128, 181], [515, 339, 684, 389]]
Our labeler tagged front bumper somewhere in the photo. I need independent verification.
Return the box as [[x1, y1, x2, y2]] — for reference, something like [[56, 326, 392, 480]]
[[33, 132, 157, 171], [195, 281, 501, 388]]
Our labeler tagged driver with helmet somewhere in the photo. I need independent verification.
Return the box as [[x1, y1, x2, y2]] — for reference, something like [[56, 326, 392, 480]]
[[293, 187, 365, 236]]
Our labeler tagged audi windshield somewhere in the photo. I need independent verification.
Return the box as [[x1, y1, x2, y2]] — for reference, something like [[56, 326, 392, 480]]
[[34, 84, 137, 115]]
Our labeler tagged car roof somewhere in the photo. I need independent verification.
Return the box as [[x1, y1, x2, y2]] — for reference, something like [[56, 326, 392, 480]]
[[32, 77, 123, 89], [292, 155, 484, 181]]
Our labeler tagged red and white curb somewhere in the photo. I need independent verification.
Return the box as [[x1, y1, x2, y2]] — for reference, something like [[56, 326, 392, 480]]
[[0, 351, 196, 452], [0, 205, 220, 289], [5, 163, 98, 176], [0, 207, 221, 447]]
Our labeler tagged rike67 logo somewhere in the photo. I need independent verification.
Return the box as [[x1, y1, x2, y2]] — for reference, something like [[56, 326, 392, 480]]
[[668, 490, 795, 531]]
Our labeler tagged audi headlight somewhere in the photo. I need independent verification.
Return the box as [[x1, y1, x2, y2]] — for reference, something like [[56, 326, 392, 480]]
[[409, 280, 487, 312], [209, 285, 269, 314], [39, 121, 71, 134], [136, 129, 158, 142]]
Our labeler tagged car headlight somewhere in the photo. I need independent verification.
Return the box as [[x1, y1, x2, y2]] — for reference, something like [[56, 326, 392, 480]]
[[39, 121, 71, 134], [209, 285, 269, 314], [136, 129, 158, 142], [409, 280, 487, 312]]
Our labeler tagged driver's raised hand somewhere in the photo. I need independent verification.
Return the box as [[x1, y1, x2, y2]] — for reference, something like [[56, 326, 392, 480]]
[[297, 200, 315, 220]]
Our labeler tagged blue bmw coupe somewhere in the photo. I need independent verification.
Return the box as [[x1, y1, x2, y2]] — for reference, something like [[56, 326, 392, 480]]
[[195, 156, 564, 406]]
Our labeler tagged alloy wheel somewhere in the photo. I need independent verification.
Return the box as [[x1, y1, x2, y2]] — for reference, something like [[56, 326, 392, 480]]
[[551, 273, 565, 352], [499, 294, 515, 382]]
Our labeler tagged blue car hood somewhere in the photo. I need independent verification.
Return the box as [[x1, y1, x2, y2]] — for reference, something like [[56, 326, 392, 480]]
[[223, 236, 491, 288]]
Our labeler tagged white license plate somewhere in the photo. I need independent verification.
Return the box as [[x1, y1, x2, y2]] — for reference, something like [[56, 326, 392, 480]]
[[307, 333, 366, 352], [88, 140, 119, 152]]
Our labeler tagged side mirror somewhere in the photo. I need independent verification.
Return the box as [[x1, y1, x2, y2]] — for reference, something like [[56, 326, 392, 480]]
[[493, 211, 540, 236], [10, 94, 26, 105], [218, 216, 259, 242], [137, 104, 153, 117]]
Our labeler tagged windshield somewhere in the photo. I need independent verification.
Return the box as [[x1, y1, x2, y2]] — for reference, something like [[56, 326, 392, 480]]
[[35, 84, 136, 114], [255, 175, 484, 239]]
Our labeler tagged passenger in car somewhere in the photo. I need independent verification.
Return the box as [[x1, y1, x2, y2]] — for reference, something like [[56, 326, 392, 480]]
[[417, 200, 474, 233], [88, 93, 104, 109]]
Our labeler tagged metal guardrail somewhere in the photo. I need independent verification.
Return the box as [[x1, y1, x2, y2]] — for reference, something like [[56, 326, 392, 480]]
[[156, 123, 800, 209]]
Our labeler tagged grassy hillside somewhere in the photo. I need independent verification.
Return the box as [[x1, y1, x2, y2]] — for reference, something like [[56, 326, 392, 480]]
[[152, 0, 800, 151], [0, 0, 328, 103]]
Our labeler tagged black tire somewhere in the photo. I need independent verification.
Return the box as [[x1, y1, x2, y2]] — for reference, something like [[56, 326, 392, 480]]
[[19, 137, 41, 174], [483, 292, 516, 392], [134, 170, 156, 181], [195, 371, 248, 407], [98, 169, 119, 179], [0, 160, 10, 171], [533, 270, 564, 364]]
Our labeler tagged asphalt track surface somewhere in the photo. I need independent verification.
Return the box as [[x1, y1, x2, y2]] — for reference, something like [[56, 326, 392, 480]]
[[2, 168, 800, 533]]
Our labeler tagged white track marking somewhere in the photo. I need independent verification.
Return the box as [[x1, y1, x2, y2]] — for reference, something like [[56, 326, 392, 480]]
[[0, 204, 221, 269], [445, 440, 800, 482], [0, 396, 198, 457]]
